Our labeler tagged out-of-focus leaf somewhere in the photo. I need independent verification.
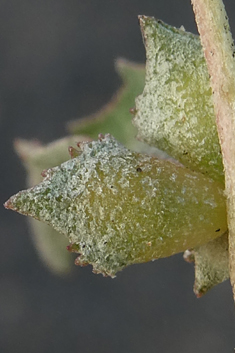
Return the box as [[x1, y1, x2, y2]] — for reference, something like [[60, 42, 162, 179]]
[[6, 135, 227, 277], [15, 135, 91, 275], [68, 59, 151, 153], [134, 16, 224, 184]]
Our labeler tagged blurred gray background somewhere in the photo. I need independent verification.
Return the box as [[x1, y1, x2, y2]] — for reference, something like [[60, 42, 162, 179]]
[[1, 0, 235, 352]]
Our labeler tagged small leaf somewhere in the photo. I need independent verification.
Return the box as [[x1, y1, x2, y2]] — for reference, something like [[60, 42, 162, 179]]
[[5, 135, 227, 277], [134, 16, 224, 184]]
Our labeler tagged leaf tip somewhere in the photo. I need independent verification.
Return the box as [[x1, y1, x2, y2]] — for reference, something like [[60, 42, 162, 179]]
[[74, 256, 89, 268], [68, 146, 80, 159], [183, 249, 195, 263], [129, 107, 137, 115], [194, 289, 205, 298], [98, 133, 105, 141], [4, 198, 12, 210], [4, 195, 19, 212]]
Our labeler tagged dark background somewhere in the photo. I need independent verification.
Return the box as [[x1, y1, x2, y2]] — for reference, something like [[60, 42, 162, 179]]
[[1, 1, 235, 352]]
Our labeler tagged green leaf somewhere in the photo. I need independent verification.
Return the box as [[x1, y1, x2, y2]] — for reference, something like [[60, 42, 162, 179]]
[[5, 135, 227, 277], [134, 16, 224, 184]]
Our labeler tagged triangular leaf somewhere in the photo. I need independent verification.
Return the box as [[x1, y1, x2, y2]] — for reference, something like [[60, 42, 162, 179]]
[[5, 135, 227, 277], [134, 16, 224, 184]]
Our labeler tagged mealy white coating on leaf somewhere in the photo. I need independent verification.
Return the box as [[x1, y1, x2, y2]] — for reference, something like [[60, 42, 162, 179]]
[[6, 135, 227, 277], [14, 136, 89, 275], [134, 16, 223, 183]]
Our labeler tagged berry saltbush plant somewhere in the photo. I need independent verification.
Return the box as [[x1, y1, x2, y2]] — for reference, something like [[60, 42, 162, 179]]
[[5, 0, 235, 300]]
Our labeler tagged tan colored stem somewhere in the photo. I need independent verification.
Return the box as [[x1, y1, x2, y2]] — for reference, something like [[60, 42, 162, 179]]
[[191, 0, 235, 301]]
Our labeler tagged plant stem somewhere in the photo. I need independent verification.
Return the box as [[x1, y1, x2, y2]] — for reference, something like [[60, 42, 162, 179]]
[[191, 0, 235, 301]]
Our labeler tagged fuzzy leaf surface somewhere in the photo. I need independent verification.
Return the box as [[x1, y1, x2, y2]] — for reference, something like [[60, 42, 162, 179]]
[[134, 16, 223, 184], [5, 135, 227, 277]]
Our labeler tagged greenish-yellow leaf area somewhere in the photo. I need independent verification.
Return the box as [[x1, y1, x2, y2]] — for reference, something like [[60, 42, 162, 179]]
[[5, 135, 227, 277], [134, 16, 224, 184], [68, 59, 147, 152]]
